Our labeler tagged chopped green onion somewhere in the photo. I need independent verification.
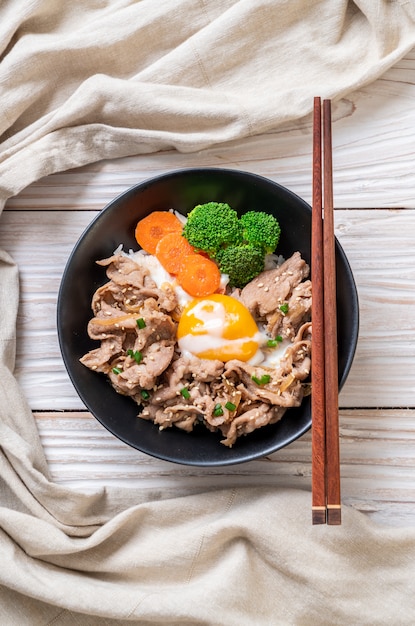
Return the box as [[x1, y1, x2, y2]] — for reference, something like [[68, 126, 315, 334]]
[[213, 403, 224, 417], [127, 349, 143, 364], [279, 303, 289, 315], [112, 367, 122, 375], [225, 401, 236, 412], [180, 387, 191, 399], [136, 318, 146, 329], [140, 389, 150, 400], [267, 336, 283, 348], [252, 374, 271, 386]]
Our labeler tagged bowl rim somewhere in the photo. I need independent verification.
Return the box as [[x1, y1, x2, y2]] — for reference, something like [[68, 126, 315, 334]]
[[57, 166, 359, 466]]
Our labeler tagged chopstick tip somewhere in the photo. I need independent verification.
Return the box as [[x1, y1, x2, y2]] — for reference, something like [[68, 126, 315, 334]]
[[312, 507, 327, 525], [327, 507, 341, 525]]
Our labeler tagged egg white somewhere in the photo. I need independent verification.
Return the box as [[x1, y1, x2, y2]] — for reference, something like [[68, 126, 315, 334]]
[[252, 329, 291, 369]]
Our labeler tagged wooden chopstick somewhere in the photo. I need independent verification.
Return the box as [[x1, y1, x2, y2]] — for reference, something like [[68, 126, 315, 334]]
[[323, 99, 341, 525], [311, 96, 327, 525], [311, 97, 341, 525]]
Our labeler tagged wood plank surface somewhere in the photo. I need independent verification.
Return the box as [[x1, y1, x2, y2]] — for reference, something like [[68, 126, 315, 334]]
[[34, 409, 415, 528], [1, 208, 414, 409]]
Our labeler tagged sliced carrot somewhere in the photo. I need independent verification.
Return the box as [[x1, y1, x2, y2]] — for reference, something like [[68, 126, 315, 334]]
[[135, 211, 183, 254], [155, 232, 195, 275], [177, 254, 221, 297]]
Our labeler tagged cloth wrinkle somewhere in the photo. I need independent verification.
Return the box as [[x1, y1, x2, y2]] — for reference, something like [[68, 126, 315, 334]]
[[186, 487, 237, 585]]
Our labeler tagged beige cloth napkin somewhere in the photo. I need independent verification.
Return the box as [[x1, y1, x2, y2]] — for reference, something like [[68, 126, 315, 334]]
[[1, 1, 415, 624]]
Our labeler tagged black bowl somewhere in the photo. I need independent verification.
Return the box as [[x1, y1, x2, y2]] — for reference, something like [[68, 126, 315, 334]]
[[57, 168, 359, 466]]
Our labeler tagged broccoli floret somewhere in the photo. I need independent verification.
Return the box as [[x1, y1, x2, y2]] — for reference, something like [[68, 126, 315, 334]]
[[182, 202, 242, 257], [240, 211, 281, 254], [216, 244, 265, 288]]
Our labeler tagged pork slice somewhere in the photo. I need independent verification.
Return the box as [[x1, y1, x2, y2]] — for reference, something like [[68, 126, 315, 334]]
[[219, 403, 284, 448], [109, 341, 175, 393], [79, 337, 123, 373], [278, 322, 312, 381], [141, 341, 175, 380], [160, 355, 224, 386], [97, 254, 178, 312], [86, 302, 176, 346], [239, 252, 309, 320], [224, 360, 304, 408], [188, 357, 225, 382], [87, 314, 141, 340], [91, 282, 129, 316], [98, 254, 154, 286], [82, 297, 177, 391], [142, 399, 202, 432], [265, 279, 311, 339]]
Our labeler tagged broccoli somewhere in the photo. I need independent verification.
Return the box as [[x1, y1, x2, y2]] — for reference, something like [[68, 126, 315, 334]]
[[182, 202, 242, 257], [240, 211, 281, 254], [216, 244, 265, 288]]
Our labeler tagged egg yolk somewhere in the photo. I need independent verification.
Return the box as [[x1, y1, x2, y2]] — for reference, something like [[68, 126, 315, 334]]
[[177, 294, 260, 362]]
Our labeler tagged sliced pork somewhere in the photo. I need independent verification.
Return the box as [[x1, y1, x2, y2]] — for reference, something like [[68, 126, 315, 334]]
[[81, 251, 312, 447]]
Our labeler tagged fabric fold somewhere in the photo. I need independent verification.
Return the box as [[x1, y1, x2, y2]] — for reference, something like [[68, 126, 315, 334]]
[[0, 487, 415, 624], [1, 0, 415, 208]]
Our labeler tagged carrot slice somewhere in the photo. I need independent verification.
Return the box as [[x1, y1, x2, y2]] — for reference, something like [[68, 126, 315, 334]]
[[135, 211, 183, 254], [177, 254, 221, 297], [155, 232, 195, 274]]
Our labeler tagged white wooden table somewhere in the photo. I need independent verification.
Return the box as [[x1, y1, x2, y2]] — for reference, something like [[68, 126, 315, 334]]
[[2, 48, 415, 528]]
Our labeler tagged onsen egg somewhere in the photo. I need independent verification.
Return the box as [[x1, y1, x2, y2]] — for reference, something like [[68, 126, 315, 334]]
[[177, 294, 261, 362]]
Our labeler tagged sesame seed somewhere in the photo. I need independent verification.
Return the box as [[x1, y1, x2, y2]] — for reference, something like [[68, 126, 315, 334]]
[[264, 286, 269, 292], [257, 282, 264, 288]]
